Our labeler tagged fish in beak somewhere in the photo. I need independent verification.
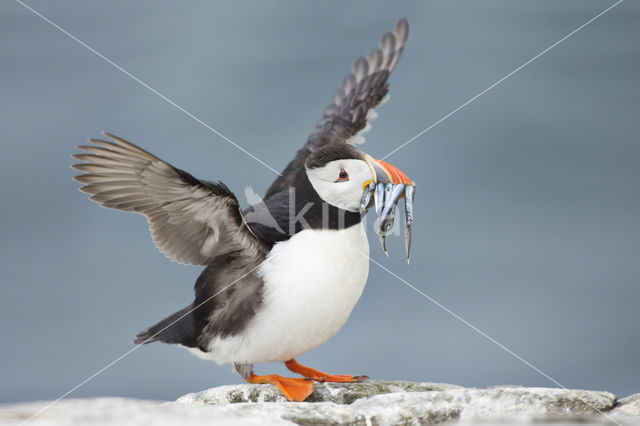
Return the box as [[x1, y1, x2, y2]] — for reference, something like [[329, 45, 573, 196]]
[[362, 155, 415, 263]]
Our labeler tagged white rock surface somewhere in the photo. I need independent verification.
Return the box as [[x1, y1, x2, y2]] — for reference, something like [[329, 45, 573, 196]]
[[1, 381, 638, 425], [0, 398, 276, 426], [615, 394, 640, 418]]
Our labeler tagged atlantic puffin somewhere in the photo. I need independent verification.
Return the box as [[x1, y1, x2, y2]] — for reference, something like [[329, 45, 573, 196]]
[[73, 19, 414, 402]]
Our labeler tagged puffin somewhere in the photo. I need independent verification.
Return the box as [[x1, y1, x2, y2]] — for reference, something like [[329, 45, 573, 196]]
[[73, 19, 414, 402]]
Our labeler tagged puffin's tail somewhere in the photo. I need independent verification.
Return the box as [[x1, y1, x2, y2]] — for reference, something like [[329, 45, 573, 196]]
[[133, 305, 199, 347]]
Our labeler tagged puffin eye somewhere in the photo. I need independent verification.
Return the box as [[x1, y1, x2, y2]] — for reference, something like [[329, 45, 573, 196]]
[[337, 169, 349, 182]]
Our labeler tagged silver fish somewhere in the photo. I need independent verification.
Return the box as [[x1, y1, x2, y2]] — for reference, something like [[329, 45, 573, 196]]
[[373, 183, 388, 254], [369, 180, 416, 258], [380, 184, 405, 233], [404, 185, 415, 263], [359, 182, 375, 214]]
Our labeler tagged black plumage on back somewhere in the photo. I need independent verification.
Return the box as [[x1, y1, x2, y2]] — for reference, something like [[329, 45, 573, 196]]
[[134, 250, 265, 349], [133, 305, 200, 347]]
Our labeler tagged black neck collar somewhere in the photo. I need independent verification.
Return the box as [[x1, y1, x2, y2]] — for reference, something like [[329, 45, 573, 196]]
[[245, 169, 362, 247]]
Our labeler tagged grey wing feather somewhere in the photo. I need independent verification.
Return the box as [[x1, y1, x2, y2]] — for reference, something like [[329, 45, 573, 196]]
[[311, 18, 408, 148], [264, 19, 409, 199], [72, 132, 267, 265]]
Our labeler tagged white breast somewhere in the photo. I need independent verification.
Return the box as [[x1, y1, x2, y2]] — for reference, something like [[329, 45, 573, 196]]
[[205, 222, 369, 365]]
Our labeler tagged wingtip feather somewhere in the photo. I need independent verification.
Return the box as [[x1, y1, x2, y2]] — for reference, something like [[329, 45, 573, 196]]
[[396, 18, 409, 42]]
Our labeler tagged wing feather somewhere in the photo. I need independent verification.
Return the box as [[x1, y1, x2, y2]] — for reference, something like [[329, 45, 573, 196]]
[[264, 19, 409, 199], [73, 132, 267, 265]]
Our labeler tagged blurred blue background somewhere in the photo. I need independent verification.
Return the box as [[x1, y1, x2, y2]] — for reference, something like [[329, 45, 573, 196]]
[[1, 0, 638, 403]]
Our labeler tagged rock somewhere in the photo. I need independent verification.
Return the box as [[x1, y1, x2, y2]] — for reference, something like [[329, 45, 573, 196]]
[[174, 381, 619, 424], [614, 393, 640, 417], [175, 380, 462, 405], [1, 381, 637, 425], [0, 398, 277, 426]]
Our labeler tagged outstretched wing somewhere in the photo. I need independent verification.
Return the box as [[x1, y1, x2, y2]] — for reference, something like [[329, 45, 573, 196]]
[[264, 19, 409, 199], [72, 132, 267, 265]]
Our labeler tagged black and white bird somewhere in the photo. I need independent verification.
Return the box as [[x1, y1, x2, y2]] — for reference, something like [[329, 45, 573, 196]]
[[73, 19, 414, 401]]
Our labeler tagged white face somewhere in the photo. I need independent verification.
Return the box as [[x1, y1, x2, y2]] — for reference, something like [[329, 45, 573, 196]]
[[305, 158, 373, 212]]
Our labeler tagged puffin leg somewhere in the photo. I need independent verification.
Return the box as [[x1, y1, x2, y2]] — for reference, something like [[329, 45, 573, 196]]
[[243, 373, 315, 402], [284, 358, 368, 383]]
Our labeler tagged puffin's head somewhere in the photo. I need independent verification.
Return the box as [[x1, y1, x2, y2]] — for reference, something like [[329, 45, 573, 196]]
[[305, 143, 416, 260]]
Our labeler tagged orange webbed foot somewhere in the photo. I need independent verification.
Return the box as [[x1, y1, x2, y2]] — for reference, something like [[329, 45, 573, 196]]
[[285, 358, 369, 383], [244, 373, 315, 402]]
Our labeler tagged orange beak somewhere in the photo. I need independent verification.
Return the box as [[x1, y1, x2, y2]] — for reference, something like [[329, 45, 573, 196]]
[[374, 159, 414, 185], [364, 154, 414, 186]]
